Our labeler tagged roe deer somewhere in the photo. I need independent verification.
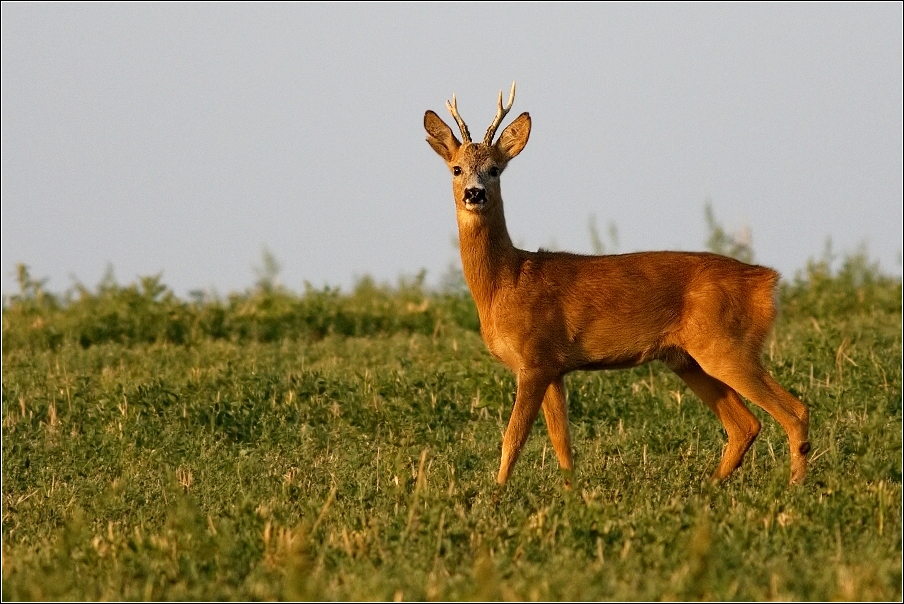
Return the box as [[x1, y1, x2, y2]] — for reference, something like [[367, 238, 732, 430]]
[[424, 82, 810, 487]]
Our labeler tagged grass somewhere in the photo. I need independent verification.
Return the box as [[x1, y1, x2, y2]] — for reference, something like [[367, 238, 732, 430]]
[[1, 253, 901, 600]]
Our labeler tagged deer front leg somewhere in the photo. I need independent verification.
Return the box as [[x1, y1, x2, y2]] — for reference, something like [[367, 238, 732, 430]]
[[541, 377, 574, 487], [497, 369, 553, 484]]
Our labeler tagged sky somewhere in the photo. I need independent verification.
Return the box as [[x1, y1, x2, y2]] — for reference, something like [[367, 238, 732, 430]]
[[2, 3, 902, 298]]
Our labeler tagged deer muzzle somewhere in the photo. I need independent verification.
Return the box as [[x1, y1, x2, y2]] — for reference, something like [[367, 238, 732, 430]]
[[464, 187, 486, 207]]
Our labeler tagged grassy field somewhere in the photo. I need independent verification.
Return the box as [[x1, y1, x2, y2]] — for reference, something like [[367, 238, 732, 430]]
[[2, 253, 901, 600]]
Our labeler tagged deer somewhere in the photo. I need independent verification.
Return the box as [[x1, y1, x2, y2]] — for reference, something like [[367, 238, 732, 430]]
[[423, 82, 811, 488]]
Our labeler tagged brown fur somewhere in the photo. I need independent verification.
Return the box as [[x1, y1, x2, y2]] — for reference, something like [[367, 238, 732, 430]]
[[424, 89, 810, 487]]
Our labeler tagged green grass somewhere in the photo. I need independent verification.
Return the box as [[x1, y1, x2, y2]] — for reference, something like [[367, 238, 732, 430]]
[[2, 255, 901, 600]]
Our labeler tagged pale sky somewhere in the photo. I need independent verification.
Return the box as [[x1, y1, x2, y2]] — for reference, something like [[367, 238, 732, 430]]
[[2, 3, 902, 298]]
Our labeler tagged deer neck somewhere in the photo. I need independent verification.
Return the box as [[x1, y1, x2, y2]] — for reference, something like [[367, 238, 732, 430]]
[[456, 201, 518, 312]]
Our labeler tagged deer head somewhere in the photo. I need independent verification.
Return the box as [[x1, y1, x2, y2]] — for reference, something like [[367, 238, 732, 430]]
[[424, 82, 531, 215]]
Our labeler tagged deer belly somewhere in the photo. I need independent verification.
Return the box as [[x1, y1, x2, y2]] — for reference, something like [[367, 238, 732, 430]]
[[575, 355, 651, 371]]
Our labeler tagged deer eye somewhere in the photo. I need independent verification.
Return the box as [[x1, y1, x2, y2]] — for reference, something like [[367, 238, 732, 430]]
[[452, 166, 462, 176], [488, 167, 500, 177]]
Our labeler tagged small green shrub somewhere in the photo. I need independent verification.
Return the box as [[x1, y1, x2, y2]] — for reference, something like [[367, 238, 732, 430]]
[[2, 250, 900, 600]]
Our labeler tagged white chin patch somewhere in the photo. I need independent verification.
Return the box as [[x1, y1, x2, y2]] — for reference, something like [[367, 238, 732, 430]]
[[463, 200, 486, 211]]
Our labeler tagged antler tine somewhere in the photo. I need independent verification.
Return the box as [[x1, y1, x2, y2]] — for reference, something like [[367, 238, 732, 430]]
[[445, 94, 472, 144], [483, 81, 516, 145]]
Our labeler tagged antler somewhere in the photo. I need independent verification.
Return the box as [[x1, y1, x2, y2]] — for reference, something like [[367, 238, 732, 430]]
[[445, 94, 472, 144], [483, 81, 516, 145]]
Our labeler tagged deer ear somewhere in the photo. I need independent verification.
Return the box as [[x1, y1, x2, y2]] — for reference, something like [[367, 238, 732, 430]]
[[424, 110, 461, 163], [496, 112, 531, 161]]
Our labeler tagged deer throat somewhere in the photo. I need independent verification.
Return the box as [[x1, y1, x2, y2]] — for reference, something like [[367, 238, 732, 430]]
[[457, 214, 516, 311]]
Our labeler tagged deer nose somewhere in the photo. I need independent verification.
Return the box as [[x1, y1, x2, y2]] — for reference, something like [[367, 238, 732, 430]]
[[464, 188, 486, 204]]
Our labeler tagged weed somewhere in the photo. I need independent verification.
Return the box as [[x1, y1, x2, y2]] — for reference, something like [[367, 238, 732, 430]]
[[2, 254, 900, 600]]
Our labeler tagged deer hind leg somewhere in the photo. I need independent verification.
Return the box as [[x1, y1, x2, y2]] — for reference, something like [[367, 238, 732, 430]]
[[669, 361, 760, 481], [497, 369, 553, 485], [692, 352, 810, 484], [541, 377, 574, 486]]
